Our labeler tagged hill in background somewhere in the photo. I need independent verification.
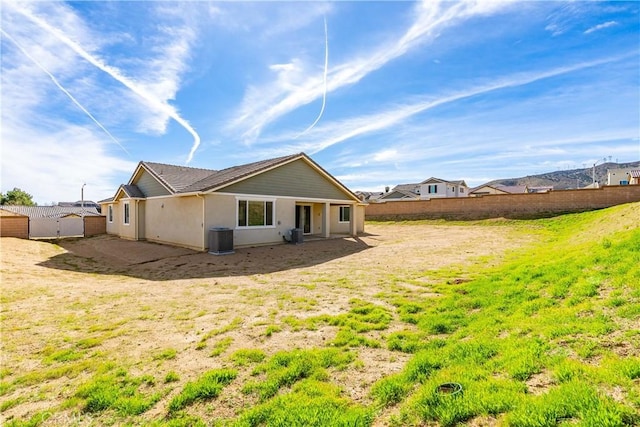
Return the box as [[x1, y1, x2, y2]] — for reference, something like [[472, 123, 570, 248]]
[[486, 161, 640, 190]]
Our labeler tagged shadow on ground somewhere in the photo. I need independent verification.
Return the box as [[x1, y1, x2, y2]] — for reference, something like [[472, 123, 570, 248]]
[[38, 234, 373, 281]]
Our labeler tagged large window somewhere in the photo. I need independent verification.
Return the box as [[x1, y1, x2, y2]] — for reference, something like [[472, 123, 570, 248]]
[[238, 200, 274, 227], [339, 206, 350, 222], [108, 205, 113, 223], [123, 202, 130, 225]]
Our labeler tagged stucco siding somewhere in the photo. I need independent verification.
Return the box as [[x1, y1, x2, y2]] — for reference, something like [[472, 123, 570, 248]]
[[203, 194, 298, 248], [330, 206, 351, 234], [144, 196, 203, 250], [119, 200, 137, 240], [105, 203, 119, 235], [219, 159, 352, 200], [356, 205, 365, 234], [134, 169, 171, 197]]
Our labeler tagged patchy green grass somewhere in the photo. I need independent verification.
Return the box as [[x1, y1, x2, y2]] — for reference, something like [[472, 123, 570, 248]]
[[75, 368, 161, 416], [236, 380, 372, 426], [242, 348, 355, 401], [167, 369, 237, 414], [209, 337, 234, 357], [375, 206, 640, 426], [230, 349, 267, 366], [153, 348, 178, 361]]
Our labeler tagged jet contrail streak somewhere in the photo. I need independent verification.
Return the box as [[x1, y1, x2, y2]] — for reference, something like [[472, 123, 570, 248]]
[[1, 28, 130, 155], [296, 16, 329, 139], [8, 2, 201, 163]]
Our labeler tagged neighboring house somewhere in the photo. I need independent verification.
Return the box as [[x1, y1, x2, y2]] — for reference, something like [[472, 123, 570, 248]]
[[0, 205, 101, 238], [608, 168, 635, 186], [627, 170, 640, 185], [100, 153, 365, 251], [378, 184, 421, 201], [527, 186, 553, 193], [418, 177, 469, 199], [470, 184, 528, 197], [59, 200, 102, 213], [378, 178, 469, 201], [355, 191, 384, 203]]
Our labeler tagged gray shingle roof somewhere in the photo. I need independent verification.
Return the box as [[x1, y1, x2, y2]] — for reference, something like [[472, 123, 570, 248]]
[[179, 153, 301, 193], [140, 162, 215, 193], [0, 205, 101, 218], [120, 184, 145, 198], [111, 153, 358, 202]]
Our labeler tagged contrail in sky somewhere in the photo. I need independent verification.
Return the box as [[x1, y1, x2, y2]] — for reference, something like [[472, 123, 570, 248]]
[[8, 2, 201, 163], [1, 28, 130, 155], [296, 16, 329, 139]]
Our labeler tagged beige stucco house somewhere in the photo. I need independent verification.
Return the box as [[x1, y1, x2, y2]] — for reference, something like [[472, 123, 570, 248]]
[[100, 153, 365, 251], [378, 178, 470, 202], [419, 177, 469, 199]]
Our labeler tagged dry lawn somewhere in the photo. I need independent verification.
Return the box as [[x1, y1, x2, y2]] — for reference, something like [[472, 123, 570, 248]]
[[1, 222, 531, 425]]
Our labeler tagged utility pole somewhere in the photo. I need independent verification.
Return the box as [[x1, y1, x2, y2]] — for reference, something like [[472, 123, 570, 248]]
[[592, 158, 606, 187]]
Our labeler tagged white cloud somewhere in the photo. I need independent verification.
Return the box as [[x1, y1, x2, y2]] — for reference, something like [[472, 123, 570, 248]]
[[584, 21, 618, 34], [3, 1, 202, 162], [248, 52, 632, 160], [373, 149, 399, 162], [226, 0, 516, 144], [1, 118, 136, 205]]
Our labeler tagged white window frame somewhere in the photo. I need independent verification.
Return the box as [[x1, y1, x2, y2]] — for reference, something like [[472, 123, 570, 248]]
[[236, 198, 276, 229], [339, 206, 351, 223], [123, 202, 130, 225], [108, 205, 113, 223]]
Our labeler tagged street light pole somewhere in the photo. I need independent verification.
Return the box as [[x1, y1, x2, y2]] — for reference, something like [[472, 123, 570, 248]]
[[81, 183, 86, 211], [81, 183, 86, 236]]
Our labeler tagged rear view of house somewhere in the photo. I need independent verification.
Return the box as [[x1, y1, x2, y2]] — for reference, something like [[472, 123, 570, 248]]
[[100, 153, 365, 251]]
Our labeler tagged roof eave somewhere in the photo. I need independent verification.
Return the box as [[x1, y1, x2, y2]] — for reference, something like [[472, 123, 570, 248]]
[[130, 162, 176, 194]]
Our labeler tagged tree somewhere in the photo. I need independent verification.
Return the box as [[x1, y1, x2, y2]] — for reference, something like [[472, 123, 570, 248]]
[[0, 188, 37, 206]]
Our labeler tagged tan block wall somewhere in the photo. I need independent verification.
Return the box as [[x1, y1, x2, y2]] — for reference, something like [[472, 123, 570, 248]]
[[366, 185, 640, 220], [84, 216, 106, 236], [0, 216, 29, 238]]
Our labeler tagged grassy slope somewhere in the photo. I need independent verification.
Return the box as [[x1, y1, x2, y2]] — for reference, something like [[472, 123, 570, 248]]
[[376, 204, 640, 426], [3, 203, 639, 426]]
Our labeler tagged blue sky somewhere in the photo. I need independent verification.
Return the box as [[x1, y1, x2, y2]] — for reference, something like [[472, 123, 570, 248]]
[[2, 1, 639, 205]]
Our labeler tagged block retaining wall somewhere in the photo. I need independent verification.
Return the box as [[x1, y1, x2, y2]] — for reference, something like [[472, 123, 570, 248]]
[[365, 185, 640, 221]]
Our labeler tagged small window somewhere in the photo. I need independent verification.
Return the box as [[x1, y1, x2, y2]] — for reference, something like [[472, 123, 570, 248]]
[[428, 184, 438, 194], [123, 202, 130, 225], [620, 180, 629, 185], [460, 187, 464, 193], [108, 205, 113, 223], [339, 206, 351, 222], [238, 200, 274, 227]]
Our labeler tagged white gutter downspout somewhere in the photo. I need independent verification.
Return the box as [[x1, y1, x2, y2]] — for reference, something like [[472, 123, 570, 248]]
[[196, 193, 205, 251]]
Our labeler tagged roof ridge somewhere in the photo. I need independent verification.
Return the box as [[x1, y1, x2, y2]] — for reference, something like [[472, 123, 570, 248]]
[[141, 160, 217, 172]]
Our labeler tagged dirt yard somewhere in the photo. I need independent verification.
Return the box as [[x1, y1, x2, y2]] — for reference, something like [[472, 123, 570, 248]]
[[1, 222, 530, 424]]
